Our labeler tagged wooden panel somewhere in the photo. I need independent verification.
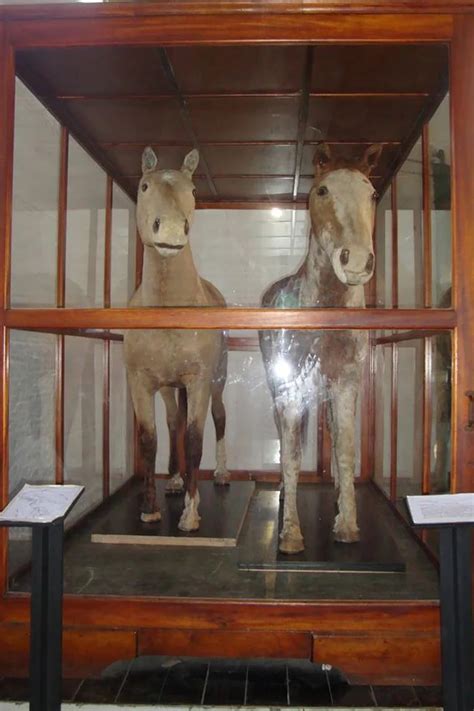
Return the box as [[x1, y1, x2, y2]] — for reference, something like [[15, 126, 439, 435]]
[[63, 628, 136, 677], [306, 96, 427, 142], [311, 45, 448, 94], [4, 307, 457, 331], [168, 46, 306, 93], [16, 47, 171, 96], [6, 15, 453, 50], [2, 596, 440, 636], [139, 628, 311, 659], [0, 24, 15, 595], [213, 176, 293, 199], [188, 96, 299, 142], [0, 624, 137, 678], [451, 16, 474, 493], [63, 98, 187, 144], [204, 144, 296, 176], [313, 633, 440, 684]]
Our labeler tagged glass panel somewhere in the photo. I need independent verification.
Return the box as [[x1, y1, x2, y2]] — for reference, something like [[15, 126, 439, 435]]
[[430, 94, 452, 307], [65, 137, 106, 307], [111, 184, 137, 307], [11, 79, 60, 307], [63, 336, 103, 523], [431, 333, 451, 493], [397, 139, 424, 308], [8, 331, 56, 582], [8, 327, 450, 601], [110, 340, 134, 494]]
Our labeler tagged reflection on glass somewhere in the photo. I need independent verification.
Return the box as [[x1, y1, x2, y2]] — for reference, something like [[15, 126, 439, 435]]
[[431, 333, 451, 493], [375, 186, 392, 308], [430, 94, 452, 307], [11, 80, 60, 307]]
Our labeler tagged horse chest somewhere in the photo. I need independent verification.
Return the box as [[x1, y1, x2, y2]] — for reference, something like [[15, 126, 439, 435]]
[[124, 329, 221, 386]]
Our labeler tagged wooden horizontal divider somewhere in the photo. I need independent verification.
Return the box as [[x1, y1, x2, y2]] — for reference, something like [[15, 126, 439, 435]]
[[4, 308, 456, 331], [375, 329, 447, 345]]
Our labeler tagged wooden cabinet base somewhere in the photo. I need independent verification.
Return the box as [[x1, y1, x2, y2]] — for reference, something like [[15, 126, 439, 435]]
[[0, 620, 440, 685]]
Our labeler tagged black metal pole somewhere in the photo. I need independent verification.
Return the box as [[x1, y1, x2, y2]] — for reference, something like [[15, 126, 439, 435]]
[[30, 521, 64, 711], [439, 525, 473, 711]]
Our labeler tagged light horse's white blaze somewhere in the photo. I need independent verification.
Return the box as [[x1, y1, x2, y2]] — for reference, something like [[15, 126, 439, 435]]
[[260, 143, 382, 553]]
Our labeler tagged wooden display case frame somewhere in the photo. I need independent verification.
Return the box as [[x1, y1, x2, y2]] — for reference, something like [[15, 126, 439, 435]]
[[0, 0, 473, 685]]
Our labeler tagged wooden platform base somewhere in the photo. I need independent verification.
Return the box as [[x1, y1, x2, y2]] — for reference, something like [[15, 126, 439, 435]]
[[239, 486, 405, 573], [91, 480, 255, 547]]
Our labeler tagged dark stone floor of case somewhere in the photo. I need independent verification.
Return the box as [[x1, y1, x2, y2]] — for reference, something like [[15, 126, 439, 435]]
[[9, 481, 439, 601], [0, 657, 444, 707]]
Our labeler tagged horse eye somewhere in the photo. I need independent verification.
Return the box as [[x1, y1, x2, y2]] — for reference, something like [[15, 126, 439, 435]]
[[317, 186, 328, 197], [141, 183, 148, 193], [192, 188, 197, 198], [372, 190, 378, 201]]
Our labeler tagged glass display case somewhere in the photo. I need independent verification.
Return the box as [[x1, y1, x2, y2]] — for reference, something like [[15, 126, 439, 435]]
[[0, 2, 472, 685]]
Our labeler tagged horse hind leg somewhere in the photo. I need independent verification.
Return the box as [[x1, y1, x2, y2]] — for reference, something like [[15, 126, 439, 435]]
[[129, 375, 161, 523], [211, 385, 230, 486], [178, 380, 212, 532], [160, 387, 185, 494]]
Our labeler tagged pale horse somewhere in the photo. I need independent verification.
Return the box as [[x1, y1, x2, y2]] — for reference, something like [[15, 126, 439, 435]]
[[259, 143, 382, 553], [123, 147, 230, 531]]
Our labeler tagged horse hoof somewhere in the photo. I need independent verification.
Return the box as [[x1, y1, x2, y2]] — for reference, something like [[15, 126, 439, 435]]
[[333, 518, 359, 543], [178, 512, 200, 532], [165, 473, 185, 495], [279, 526, 304, 554], [213, 469, 230, 486], [178, 492, 200, 532], [140, 510, 161, 523]]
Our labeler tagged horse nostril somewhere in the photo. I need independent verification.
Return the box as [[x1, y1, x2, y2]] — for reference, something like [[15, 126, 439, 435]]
[[184, 219, 189, 236], [366, 253, 374, 272], [153, 218, 160, 234], [340, 248, 350, 266]]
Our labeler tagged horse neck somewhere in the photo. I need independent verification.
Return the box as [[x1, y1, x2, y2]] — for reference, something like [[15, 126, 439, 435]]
[[299, 231, 366, 308], [141, 242, 205, 306]]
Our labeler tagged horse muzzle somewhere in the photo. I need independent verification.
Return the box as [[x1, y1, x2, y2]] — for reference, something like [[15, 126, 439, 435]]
[[331, 246, 374, 285], [154, 241, 185, 256]]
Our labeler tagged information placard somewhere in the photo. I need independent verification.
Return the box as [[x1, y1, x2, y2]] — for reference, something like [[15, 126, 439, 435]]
[[0, 483, 84, 526], [407, 493, 474, 526]]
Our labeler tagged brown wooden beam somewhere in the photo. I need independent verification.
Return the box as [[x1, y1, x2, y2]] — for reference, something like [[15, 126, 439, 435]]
[[375, 329, 447, 345], [4, 307, 456, 331], [55, 127, 68, 485], [99, 140, 401, 150], [49, 91, 429, 101], [390, 343, 398, 503], [196, 200, 307, 210]]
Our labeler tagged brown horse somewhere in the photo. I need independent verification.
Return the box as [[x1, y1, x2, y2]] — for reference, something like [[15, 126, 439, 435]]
[[124, 147, 229, 531], [259, 143, 382, 553]]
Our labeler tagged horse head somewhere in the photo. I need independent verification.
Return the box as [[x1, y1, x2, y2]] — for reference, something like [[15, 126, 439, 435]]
[[137, 146, 199, 258], [309, 143, 383, 286]]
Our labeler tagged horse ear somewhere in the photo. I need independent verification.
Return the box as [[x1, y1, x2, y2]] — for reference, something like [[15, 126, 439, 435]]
[[142, 146, 158, 174], [313, 143, 332, 174], [181, 149, 199, 177], [361, 143, 383, 174]]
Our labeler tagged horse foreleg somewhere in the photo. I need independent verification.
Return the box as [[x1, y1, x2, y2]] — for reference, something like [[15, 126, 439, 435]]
[[178, 381, 211, 532], [160, 387, 185, 494], [129, 375, 160, 523], [328, 381, 359, 543], [277, 399, 304, 554]]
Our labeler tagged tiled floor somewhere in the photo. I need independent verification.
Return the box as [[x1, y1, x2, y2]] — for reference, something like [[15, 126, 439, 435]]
[[0, 657, 444, 707]]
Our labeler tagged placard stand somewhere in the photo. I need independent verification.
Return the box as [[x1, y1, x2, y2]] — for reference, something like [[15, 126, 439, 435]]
[[0, 484, 84, 711], [406, 494, 473, 711]]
